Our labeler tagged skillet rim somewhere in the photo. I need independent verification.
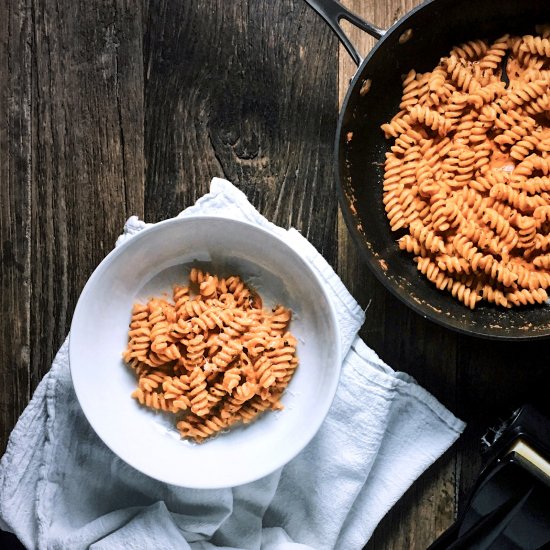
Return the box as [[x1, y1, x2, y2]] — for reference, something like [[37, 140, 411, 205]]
[[334, 0, 550, 341]]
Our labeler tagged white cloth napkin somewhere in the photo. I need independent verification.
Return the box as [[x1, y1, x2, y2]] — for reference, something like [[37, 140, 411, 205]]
[[0, 178, 465, 550]]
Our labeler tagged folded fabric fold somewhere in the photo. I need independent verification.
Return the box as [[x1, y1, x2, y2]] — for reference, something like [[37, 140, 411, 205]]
[[0, 178, 465, 550]]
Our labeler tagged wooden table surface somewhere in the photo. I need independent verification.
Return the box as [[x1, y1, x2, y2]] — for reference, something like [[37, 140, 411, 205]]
[[1, 0, 549, 548]]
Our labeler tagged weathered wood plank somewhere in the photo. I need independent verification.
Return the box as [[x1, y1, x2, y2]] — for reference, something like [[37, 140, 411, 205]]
[[143, 0, 339, 263], [338, 0, 422, 105], [29, 0, 145, 395], [368, 451, 457, 549], [334, 1, 459, 547], [0, 0, 32, 455]]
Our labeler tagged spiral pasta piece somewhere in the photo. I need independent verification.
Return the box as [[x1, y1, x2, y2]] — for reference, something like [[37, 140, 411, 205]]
[[162, 375, 190, 400], [237, 394, 275, 424], [510, 134, 542, 161], [450, 39, 488, 61], [132, 388, 175, 412], [448, 279, 482, 309], [399, 70, 429, 110], [445, 55, 480, 93], [479, 35, 509, 71], [177, 415, 230, 442], [519, 36, 550, 58], [173, 285, 190, 315], [507, 287, 548, 306]]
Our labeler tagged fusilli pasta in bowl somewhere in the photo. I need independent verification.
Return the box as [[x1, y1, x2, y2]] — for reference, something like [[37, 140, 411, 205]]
[[69, 217, 341, 488]]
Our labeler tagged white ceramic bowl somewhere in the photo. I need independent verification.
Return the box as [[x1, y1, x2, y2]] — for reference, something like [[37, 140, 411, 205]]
[[70, 216, 341, 488]]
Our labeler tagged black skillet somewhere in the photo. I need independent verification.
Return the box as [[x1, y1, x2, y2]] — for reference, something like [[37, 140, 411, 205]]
[[304, 0, 550, 340]]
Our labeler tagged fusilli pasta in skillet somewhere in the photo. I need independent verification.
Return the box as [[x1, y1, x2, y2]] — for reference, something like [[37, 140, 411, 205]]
[[122, 268, 298, 442], [381, 28, 550, 309]]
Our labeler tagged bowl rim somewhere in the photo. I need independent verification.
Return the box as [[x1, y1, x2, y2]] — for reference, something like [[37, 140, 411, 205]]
[[69, 215, 343, 488]]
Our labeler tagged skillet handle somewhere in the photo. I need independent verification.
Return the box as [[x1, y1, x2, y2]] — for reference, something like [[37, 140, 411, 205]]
[[303, 0, 386, 66]]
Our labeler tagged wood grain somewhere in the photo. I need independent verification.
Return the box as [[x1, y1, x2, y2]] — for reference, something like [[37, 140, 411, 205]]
[[0, 0, 32, 454], [1, 0, 145, 453], [29, 0, 144, 395], [143, 0, 339, 262], [336, 1, 458, 547]]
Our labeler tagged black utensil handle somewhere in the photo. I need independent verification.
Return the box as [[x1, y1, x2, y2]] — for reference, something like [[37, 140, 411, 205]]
[[303, 0, 386, 65]]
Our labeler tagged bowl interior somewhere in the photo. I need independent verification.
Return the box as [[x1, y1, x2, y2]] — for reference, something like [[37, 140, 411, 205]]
[[69, 217, 341, 488]]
